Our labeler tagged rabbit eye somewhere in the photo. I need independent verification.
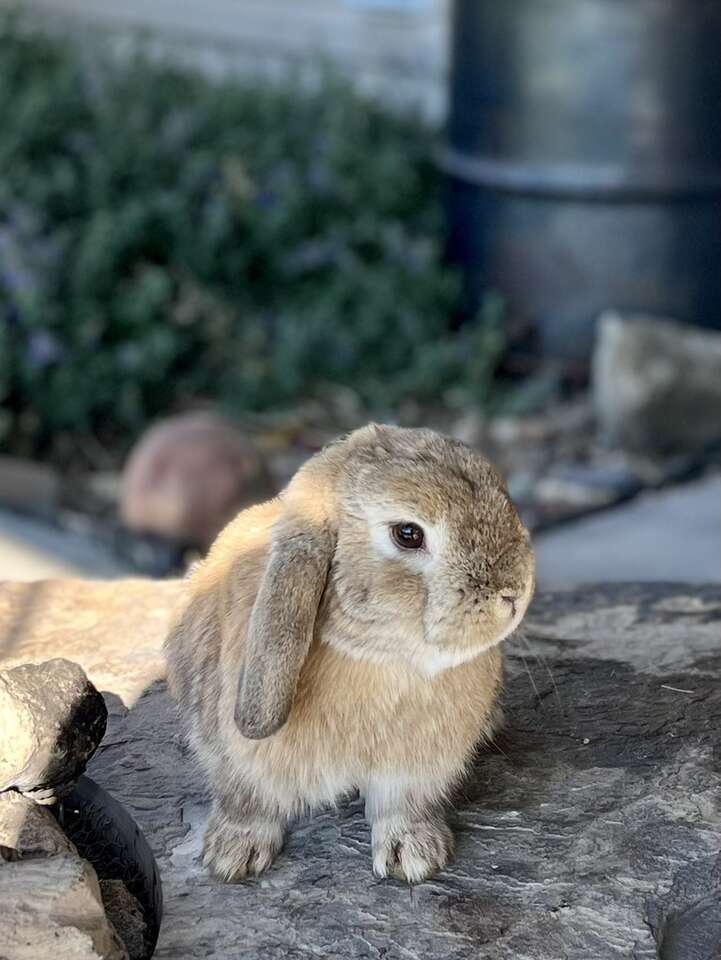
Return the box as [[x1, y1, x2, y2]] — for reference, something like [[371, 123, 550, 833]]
[[390, 522, 425, 550]]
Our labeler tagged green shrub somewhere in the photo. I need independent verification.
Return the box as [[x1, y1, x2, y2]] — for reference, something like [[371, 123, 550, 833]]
[[0, 18, 502, 462]]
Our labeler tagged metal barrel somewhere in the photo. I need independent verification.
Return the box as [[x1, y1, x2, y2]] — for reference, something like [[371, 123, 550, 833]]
[[442, 0, 721, 370]]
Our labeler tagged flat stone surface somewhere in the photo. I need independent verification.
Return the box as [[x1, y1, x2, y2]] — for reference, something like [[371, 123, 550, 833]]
[[1, 580, 719, 959], [535, 473, 720, 588], [0, 578, 181, 706]]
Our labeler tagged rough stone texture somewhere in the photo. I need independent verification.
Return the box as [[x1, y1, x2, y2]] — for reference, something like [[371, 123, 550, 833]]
[[0, 790, 77, 860], [0, 658, 107, 801], [0, 578, 182, 706], [0, 579, 719, 959], [1, 853, 129, 959], [592, 311, 721, 456], [121, 412, 270, 549], [100, 880, 148, 960]]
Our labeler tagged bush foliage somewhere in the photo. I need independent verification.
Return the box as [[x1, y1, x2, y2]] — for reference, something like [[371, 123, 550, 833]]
[[0, 19, 501, 461]]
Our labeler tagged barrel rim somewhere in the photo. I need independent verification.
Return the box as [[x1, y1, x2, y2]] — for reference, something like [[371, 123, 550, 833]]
[[438, 145, 721, 201]]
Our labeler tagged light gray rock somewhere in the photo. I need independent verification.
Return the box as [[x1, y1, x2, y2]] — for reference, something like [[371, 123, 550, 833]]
[[592, 311, 721, 455], [0, 791, 77, 861], [0, 658, 107, 802], [73, 581, 720, 960], [1, 854, 129, 960], [0, 507, 132, 582]]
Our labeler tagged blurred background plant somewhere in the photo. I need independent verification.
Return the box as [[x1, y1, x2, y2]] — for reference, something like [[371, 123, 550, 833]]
[[0, 15, 506, 468]]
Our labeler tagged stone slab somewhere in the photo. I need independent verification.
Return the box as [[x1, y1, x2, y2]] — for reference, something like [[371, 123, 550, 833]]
[[0, 853, 129, 960], [0, 578, 181, 706], [0, 579, 719, 959]]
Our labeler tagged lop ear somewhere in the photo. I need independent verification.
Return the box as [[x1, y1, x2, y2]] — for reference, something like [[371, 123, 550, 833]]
[[234, 510, 335, 739]]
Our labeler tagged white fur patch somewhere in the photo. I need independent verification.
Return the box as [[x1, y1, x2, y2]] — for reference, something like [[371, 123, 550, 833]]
[[411, 643, 490, 677], [363, 773, 448, 819], [369, 815, 453, 882], [409, 574, 535, 676]]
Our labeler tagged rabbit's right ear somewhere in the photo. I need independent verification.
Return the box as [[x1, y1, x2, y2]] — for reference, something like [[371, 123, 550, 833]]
[[234, 502, 335, 740]]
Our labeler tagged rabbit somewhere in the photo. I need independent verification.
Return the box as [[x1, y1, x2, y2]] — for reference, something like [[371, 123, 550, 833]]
[[165, 423, 535, 884]]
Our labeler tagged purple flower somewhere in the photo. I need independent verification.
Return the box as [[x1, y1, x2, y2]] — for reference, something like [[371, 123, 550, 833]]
[[26, 329, 62, 370]]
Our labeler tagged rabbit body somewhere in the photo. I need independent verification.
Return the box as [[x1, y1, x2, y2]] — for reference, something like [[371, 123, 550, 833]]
[[166, 425, 534, 883]]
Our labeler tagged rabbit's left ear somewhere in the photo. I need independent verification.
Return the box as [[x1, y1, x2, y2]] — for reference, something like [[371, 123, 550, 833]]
[[234, 509, 334, 739]]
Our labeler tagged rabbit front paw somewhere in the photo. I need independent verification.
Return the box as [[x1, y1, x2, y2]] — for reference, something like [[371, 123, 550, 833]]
[[371, 816, 454, 883], [203, 806, 284, 882]]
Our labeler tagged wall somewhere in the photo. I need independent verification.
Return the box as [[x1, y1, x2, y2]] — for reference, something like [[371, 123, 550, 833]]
[[12, 0, 450, 117]]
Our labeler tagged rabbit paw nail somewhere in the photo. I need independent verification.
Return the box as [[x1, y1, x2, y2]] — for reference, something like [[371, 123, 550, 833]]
[[203, 813, 284, 882], [372, 818, 454, 884]]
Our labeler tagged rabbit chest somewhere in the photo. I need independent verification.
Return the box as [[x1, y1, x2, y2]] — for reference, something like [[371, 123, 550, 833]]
[[220, 640, 502, 809]]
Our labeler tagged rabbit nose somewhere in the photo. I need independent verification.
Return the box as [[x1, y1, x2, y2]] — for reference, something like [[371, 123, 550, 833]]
[[500, 594, 517, 618], [467, 572, 489, 592]]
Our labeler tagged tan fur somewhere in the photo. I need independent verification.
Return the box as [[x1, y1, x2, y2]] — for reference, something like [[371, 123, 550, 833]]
[[165, 424, 535, 883]]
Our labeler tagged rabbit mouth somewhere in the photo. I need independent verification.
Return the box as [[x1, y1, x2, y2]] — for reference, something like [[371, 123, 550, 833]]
[[425, 578, 534, 649]]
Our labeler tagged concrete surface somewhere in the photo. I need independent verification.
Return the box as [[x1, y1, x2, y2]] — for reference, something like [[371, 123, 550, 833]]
[[0, 509, 130, 581], [534, 472, 720, 589]]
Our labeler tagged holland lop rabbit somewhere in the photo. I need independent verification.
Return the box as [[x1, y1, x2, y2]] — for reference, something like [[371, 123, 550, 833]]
[[165, 424, 535, 883]]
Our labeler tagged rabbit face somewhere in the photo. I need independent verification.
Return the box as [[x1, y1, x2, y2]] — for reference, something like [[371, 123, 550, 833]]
[[327, 427, 535, 669]]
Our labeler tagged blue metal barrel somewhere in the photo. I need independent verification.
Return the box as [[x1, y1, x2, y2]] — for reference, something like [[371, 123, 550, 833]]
[[442, 0, 721, 370]]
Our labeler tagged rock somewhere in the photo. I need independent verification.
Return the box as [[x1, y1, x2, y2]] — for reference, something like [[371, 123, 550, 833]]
[[1, 579, 720, 959], [120, 412, 270, 548], [0, 658, 107, 801], [647, 853, 721, 960], [100, 880, 148, 960], [592, 311, 721, 456], [0, 791, 77, 860], [0, 456, 59, 517], [1, 853, 129, 960]]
